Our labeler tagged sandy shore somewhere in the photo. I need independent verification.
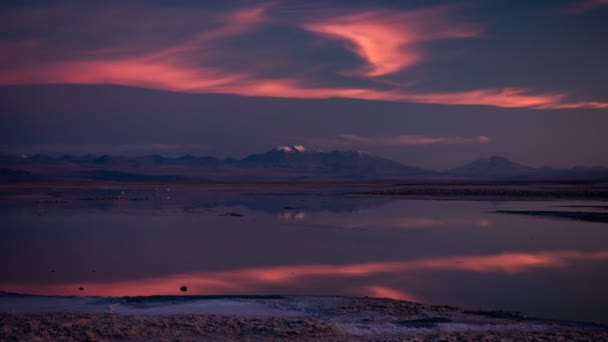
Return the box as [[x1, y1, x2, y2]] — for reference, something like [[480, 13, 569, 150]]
[[1, 294, 607, 341]]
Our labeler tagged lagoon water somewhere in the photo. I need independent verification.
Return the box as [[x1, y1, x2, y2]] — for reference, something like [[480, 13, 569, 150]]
[[1, 184, 607, 324]]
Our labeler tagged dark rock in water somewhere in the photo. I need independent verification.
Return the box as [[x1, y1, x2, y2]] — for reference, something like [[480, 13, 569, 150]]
[[283, 206, 305, 210], [180, 286, 188, 292], [464, 310, 526, 320], [78, 287, 84, 291], [395, 317, 451, 328], [220, 212, 244, 217]]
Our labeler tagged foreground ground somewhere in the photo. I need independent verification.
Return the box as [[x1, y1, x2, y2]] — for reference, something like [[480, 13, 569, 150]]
[[1, 294, 607, 341]]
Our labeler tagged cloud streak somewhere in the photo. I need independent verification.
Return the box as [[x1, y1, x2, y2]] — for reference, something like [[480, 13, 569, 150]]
[[0, 3, 606, 110], [302, 7, 480, 76], [314, 134, 490, 147]]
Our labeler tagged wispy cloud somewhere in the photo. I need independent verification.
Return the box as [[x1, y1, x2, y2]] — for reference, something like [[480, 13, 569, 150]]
[[302, 7, 480, 76], [0, 2, 606, 109], [313, 134, 490, 147]]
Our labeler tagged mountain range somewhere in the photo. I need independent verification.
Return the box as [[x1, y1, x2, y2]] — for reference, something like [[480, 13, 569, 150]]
[[1, 146, 607, 182]]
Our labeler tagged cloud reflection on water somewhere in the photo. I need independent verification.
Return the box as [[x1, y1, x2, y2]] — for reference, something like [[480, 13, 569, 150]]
[[3, 250, 606, 298]]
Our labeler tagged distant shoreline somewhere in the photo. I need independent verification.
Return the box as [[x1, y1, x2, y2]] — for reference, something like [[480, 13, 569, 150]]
[[2, 180, 608, 201], [351, 187, 608, 200], [1, 178, 608, 187]]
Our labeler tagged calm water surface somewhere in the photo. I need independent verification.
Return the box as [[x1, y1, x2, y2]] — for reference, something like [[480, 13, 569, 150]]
[[1, 184, 607, 324]]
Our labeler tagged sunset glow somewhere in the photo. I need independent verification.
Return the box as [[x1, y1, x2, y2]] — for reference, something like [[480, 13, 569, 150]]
[[1, 3, 606, 110], [3, 250, 606, 297], [2, 2, 608, 338]]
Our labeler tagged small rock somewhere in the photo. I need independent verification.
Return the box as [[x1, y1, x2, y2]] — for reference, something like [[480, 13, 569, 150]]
[[79, 287, 84, 291], [221, 212, 243, 217], [180, 286, 188, 292]]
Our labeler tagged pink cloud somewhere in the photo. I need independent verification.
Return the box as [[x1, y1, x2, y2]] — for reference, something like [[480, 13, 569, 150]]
[[302, 7, 480, 76], [1, 56, 605, 110], [389, 88, 568, 108], [0, 3, 607, 110], [339, 134, 490, 146]]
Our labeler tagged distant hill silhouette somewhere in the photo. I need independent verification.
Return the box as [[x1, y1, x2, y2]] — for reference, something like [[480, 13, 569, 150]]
[[1, 148, 607, 182], [446, 156, 535, 179], [446, 156, 608, 180]]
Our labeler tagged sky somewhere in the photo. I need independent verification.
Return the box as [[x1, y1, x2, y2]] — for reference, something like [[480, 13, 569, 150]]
[[0, 0, 607, 169]]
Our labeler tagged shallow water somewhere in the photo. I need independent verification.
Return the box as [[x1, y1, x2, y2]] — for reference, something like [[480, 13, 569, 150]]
[[1, 184, 607, 324]]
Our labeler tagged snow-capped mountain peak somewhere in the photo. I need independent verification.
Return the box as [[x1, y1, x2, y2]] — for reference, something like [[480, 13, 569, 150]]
[[274, 145, 306, 153]]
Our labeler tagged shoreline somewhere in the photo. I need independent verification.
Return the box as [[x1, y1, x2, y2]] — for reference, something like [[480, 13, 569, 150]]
[[2, 179, 608, 188], [2, 293, 606, 341]]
